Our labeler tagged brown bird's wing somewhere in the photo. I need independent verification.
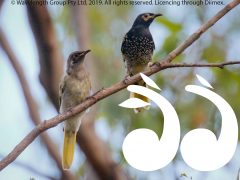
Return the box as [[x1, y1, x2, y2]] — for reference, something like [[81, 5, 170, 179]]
[[59, 77, 66, 112]]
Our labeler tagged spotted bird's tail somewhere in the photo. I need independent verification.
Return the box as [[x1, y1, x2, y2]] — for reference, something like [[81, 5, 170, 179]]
[[130, 80, 150, 113]]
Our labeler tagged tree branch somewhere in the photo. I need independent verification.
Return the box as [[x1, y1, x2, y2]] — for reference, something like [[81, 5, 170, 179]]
[[27, 4, 64, 109], [0, 0, 239, 171], [0, 60, 239, 171], [0, 29, 74, 179], [159, 61, 240, 69], [0, 0, 4, 11]]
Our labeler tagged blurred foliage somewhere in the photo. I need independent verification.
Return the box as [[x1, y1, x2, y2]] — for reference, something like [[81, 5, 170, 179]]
[[155, 16, 184, 62], [202, 34, 226, 62]]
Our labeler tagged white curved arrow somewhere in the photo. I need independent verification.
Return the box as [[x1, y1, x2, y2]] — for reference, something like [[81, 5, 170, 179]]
[[121, 85, 180, 171], [181, 84, 238, 171]]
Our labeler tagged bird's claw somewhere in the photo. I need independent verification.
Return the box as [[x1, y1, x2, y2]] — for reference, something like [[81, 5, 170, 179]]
[[123, 74, 131, 84], [147, 62, 154, 67]]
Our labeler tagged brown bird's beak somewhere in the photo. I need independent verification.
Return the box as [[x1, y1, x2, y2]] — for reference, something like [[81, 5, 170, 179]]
[[153, 14, 163, 18], [83, 49, 91, 56]]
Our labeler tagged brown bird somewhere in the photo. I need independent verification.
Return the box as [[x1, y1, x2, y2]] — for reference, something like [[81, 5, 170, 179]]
[[121, 13, 162, 113], [59, 50, 91, 169]]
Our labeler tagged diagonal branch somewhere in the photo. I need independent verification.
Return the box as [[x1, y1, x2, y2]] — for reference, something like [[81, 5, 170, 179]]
[[0, 0, 239, 171], [0, 60, 239, 171], [0, 29, 74, 179]]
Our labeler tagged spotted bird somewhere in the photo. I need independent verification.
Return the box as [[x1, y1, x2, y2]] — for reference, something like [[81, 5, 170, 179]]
[[121, 13, 162, 113]]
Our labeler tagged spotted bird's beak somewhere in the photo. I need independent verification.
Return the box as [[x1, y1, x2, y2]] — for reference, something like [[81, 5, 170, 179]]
[[153, 13, 163, 18]]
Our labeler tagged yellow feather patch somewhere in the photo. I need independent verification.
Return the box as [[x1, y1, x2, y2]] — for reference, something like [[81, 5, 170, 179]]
[[62, 131, 77, 170], [130, 83, 150, 113]]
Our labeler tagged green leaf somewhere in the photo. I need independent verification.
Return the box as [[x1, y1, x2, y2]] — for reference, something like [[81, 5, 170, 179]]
[[156, 17, 183, 33]]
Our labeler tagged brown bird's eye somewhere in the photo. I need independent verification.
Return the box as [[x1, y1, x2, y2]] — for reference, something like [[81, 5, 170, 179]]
[[72, 57, 78, 64], [72, 60, 76, 64]]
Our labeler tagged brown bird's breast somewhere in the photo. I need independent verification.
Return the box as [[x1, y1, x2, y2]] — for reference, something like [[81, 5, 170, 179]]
[[61, 75, 91, 111]]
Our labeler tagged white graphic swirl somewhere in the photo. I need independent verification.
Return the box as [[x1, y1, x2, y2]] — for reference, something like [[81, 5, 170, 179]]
[[181, 75, 238, 171], [119, 75, 180, 171], [119, 74, 238, 172]]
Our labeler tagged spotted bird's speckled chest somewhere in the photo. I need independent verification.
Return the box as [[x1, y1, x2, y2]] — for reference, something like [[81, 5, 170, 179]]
[[121, 26, 155, 71]]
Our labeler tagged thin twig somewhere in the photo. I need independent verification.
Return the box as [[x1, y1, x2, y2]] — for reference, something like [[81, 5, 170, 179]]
[[162, 0, 240, 63], [0, 0, 239, 171], [161, 61, 240, 68]]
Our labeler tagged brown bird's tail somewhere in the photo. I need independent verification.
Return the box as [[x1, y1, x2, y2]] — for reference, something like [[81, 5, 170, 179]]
[[130, 80, 150, 113], [62, 130, 77, 170]]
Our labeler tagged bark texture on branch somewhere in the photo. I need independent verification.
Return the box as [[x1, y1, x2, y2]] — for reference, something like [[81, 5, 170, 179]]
[[0, 0, 239, 172]]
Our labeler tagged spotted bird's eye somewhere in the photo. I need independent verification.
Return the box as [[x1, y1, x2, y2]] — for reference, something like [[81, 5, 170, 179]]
[[142, 14, 150, 21]]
